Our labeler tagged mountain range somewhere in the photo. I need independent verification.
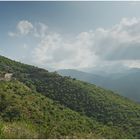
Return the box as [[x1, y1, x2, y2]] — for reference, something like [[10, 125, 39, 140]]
[[0, 55, 140, 138], [58, 69, 140, 102]]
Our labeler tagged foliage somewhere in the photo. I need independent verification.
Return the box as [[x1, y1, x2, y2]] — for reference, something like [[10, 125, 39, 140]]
[[0, 81, 128, 138], [0, 55, 140, 138]]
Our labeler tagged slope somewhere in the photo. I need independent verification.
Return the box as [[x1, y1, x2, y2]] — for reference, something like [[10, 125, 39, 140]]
[[0, 80, 128, 138], [57, 69, 106, 84], [58, 69, 140, 102], [0, 55, 140, 138]]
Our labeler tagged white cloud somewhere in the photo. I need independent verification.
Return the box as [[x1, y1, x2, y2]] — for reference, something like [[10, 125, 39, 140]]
[[122, 60, 140, 68], [17, 20, 33, 35], [32, 32, 98, 69], [8, 20, 33, 37], [8, 31, 17, 37], [34, 22, 48, 38], [93, 17, 140, 61], [9, 17, 140, 70], [8, 20, 49, 38], [31, 17, 140, 70]]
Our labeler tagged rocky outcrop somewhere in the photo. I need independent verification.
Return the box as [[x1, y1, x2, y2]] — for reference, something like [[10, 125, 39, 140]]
[[0, 73, 13, 81]]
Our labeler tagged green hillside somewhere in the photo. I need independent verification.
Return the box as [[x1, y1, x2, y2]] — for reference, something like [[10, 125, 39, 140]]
[[0, 81, 128, 139], [0, 55, 140, 138], [58, 68, 140, 102]]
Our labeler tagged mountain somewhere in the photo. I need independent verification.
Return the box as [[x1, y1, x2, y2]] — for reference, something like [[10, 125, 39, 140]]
[[57, 69, 106, 84], [58, 69, 140, 102], [0, 55, 140, 138], [1, 81, 119, 139], [101, 71, 140, 102]]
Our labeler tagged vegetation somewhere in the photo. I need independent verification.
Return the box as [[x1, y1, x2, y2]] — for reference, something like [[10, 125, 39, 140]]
[[0, 81, 129, 138], [0, 55, 140, 138], [58, 68, 140, 102]]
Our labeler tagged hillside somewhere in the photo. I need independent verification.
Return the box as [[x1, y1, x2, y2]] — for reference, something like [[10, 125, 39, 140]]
[[57, 69, 106, 84], [0, 81, 129, 139], [0, 55, 140, 138], [58, 69, 140, 102], [103, 72, 140, 102]]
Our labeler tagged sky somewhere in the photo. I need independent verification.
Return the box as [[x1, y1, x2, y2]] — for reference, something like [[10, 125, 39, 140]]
[[1, 1, 140, 72]]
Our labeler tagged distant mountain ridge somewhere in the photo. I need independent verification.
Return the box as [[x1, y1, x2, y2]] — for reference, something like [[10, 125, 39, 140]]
[[57, 69, 106, 83], [57, 69, 140, 102]]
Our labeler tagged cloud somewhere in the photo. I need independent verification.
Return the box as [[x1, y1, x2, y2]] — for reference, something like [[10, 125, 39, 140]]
[[32, 17, 140, 70], [124, 60, 140, 68], [31, 32, 98, 69], [8, 20, 48, 39], [34, 22, 48, 38], [8, 31, 17, 37], [9, 17, 140, 70], [93, 17, 140, 61], [17, 20, 33, 35], [8, 20, 33, 37]]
